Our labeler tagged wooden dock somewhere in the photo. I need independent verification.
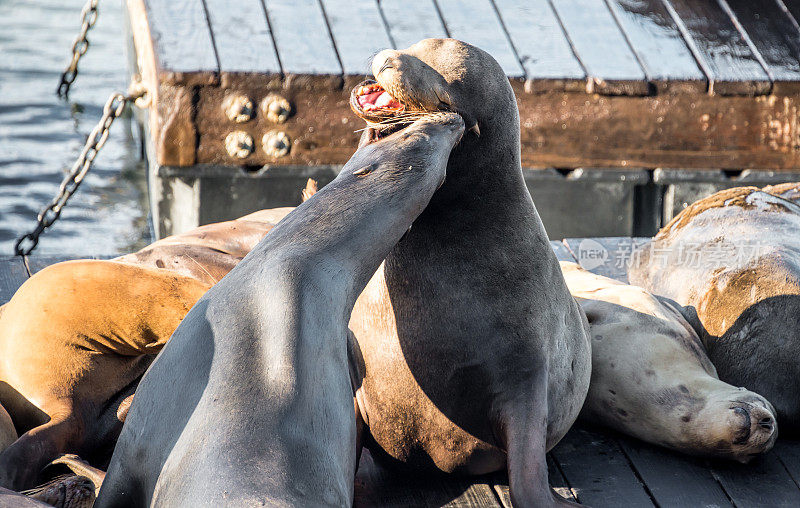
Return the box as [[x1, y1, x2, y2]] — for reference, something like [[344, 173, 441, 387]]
[[127, 0, 800, 170], [6, 243, 800, 507]]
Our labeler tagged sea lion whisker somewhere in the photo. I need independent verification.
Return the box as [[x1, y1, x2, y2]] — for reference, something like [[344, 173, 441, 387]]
[[182, 254, 218, 284]]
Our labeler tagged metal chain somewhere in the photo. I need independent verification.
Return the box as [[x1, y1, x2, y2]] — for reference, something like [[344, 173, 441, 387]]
[[56, 0, 100, 98], [14, 90, 144, 257]]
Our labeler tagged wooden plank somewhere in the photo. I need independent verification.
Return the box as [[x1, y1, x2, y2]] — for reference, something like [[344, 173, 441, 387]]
[[378, 0, 448, 51], [604, 0, 706, 93], [142, 0, 218, 74], [0, 258, 28, 306], [514, 92, 800, 172], [204, 0, 281, 74], [354, 449, 501, 507], [724, 0, 800, 93], [263, 0, 341, 75], [773, 439, 800, 488], [563, 238, 649, 283], [492, 0, 586, 92], [320, 0, 392, 75], [662, 0, 771, 95], [550, 425, 654, 507], [549, 0, 648, 95], [711, 453, 800, 507], [492, 455, 577, 506], [617, 437, 732, 508], [434, 0, 526, 78]]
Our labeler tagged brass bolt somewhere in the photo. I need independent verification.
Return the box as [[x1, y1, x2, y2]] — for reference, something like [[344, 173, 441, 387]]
[[262, 130, 291, 158], [223, 94, 255, 123], [262, 94, 292, 123], [225, 131, 254, 159]]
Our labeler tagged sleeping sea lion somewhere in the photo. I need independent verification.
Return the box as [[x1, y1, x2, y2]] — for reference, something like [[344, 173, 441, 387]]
[[348, 39, 591, 507], [561, 261, 776, 462], [95, 113, 465, 506], [628, 183, 800, 433], [0, 208, 294, 490]]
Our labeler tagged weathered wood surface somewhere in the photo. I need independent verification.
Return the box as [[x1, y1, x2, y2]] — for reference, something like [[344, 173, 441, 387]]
[[4, 246, 800, 505], [549, 0, 648, 95], [605, 0, 706, 93], [492, 0, 586, 91], [320, 0, 392, 76], [377, 0, 448, 51], [204, 0, 280, 74], [262, 0, 341, 75], [725, 0, 800, 93], [434, 0, 525, 78], [663, 0, 770, 95], [130, 0, 800, 169]]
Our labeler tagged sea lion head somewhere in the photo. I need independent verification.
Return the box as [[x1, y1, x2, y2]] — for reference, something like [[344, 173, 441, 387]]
[[350, 39, 518, 193]]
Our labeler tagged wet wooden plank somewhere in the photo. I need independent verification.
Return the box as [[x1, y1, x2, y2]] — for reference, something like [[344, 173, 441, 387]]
[[0, 258, 28, 306], [563, 238, 649, 283], [725, 0, 800, 93], [263, 0, 341, 75], [711, 453, 800, 507], [204, 0, 281, 74], [662, 0, 770, 95], [617, 437, 732, 508], [605, 0, 706, 93], [379, 0, 448, 51], [550, 425, 654, 507], [549, 0, 648, 95], [142, 0, 218, 73], [493, 455, 577, 506], [773, 439, 800, 487], [434, 0, 525, 78], [493, 0, 586, 92], [354, 449, 502, 507], [320, 0, 392, 75]]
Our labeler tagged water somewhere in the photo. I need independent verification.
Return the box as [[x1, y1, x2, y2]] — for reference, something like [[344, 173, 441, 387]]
[[0, 0, 150, 257]]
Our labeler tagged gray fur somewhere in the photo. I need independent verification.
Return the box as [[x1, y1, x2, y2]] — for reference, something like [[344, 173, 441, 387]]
[[349, 39, 591, 508], [94, 114, 464, 507]]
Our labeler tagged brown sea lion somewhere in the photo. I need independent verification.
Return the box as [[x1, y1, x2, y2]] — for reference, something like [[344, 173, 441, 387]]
[[0, 209, 291, 490], [628, 183, 800, 433], [348, 39, 591, 507], [561, 261, 777, 462], [95, 113, 464, 507]]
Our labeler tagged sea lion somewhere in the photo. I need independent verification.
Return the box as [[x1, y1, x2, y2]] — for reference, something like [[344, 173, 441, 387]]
[[0, 209, 292, 490], [348, 39, 591, 507], [95, 113, 465, 507], [628, 183, 800, 433], [560, 261, 777, 462]]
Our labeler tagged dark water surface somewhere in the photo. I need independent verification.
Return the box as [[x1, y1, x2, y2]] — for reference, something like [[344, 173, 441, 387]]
[[0, 0, 150, 256]]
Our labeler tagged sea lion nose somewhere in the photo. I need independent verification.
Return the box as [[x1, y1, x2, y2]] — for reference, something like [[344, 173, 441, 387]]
[[731, 404, 776, 445]]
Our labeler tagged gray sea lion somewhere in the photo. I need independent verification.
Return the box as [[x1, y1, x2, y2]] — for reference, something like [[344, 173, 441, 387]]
[[628, 184, 800, 432], [348, 39, 591, 507], [0, 210, 290, 490], [560, 261, 776, 462], [95, 113, 465, 507]]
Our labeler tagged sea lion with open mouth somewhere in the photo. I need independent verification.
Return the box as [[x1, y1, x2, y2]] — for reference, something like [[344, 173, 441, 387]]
[[348, 39, 591, 507], [629, 183, 800, 434], [561, 261, 777, 462], [95, 113, 465, 507]]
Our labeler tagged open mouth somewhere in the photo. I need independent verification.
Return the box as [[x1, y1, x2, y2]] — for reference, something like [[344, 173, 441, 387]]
[[350, 80, 410, 146]]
